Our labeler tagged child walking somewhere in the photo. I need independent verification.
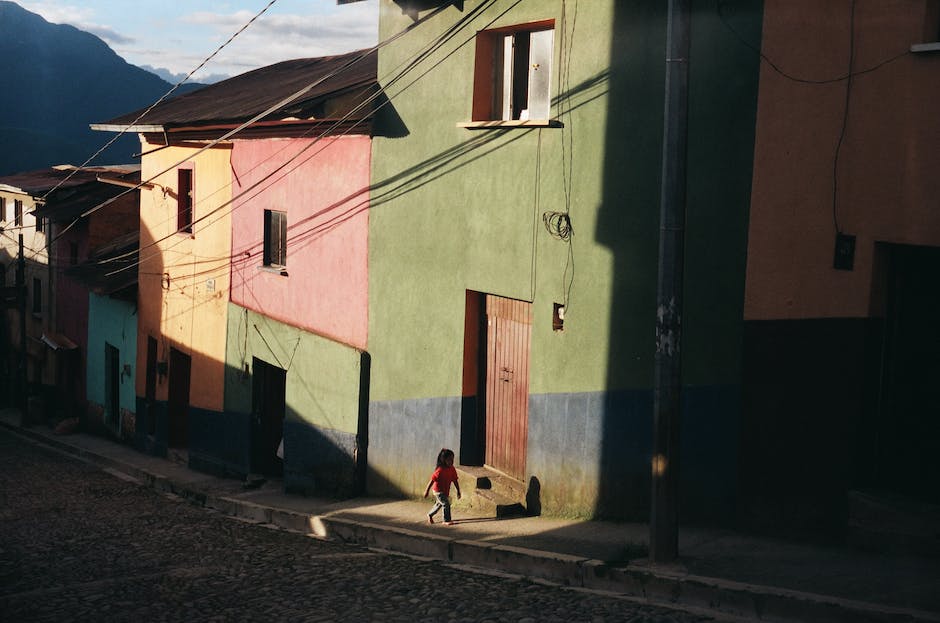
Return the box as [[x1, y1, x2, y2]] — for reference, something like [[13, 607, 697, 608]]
[[424, 448, 461, 525]]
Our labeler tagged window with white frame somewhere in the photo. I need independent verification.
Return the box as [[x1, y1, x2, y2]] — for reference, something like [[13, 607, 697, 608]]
[[263, 209, 287, 268], [471, 22, 554, 122]]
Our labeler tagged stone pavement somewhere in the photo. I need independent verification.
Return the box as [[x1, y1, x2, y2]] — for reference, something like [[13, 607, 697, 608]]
[[2, 408, 938, 623]]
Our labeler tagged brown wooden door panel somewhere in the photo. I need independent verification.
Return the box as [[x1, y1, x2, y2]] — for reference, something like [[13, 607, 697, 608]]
[[484, 295, 531, 480]]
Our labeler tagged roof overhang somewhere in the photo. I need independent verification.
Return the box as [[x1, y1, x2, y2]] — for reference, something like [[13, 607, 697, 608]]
[[41, 331, 79, 351], [90, 123, 165, 133]]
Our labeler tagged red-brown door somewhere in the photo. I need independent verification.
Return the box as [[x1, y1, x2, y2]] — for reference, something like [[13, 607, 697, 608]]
[[484, 295, 531, 480]]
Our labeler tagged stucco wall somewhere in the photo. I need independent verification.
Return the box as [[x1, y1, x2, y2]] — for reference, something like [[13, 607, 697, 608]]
[[229, 135, 370, 350], [135, 141, 232, 412], [368, 0, 762, 518], [746, 0, 940, 320], [224, 303, 365, 494], [86, 292, 137, 416]]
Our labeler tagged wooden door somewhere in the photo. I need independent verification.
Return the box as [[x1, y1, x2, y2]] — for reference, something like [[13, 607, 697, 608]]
[[484, 295, 531, 480], [167, 347, 191, 448]]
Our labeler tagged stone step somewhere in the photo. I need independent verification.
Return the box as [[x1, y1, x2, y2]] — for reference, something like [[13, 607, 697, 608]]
[[454, 465, 528, 518]]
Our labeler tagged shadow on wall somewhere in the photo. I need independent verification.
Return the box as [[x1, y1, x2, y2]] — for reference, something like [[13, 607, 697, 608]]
[[594, 1, 762, 524]]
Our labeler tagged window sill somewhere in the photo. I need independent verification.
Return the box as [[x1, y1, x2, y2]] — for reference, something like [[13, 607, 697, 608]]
[[911, 42, 940, 53], [457, 119, 564, 130], [258, 265, 288, 277]]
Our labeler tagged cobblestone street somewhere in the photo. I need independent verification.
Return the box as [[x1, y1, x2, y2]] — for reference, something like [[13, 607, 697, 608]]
[[0, 431, 711, 623]]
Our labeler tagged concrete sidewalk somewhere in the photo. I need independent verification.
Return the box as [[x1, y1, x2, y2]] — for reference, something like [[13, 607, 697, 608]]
[[2, 408, 938, 623]]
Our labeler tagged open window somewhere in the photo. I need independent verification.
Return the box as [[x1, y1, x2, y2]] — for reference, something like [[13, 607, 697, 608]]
[[263, 209, 287, 268], [462, 21, 560, 128], [177, 166, 194, 234]]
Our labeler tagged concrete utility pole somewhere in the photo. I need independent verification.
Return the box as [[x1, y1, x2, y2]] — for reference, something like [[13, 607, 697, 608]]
[[650, 0, 690, 565], [17, 234, 27, 417]]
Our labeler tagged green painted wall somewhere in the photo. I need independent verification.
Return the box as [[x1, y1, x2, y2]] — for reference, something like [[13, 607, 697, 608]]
[[371, 0, 760, 399], [86, 293, 137, 417], [224, 303, 362, 435], [368, 0, 762, 516], [372, 1, 626, 401]]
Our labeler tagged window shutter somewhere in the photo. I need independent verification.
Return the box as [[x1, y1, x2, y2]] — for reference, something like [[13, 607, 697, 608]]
[[527, 29, 554, 120], [274, 211, 287, 266], [263, 210, 273, 265], [500, 34, 514, 120]]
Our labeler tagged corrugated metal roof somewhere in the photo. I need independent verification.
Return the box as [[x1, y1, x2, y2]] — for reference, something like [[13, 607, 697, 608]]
[[32, 178, 140, 222], [99, 50, 378, 129], [0, 165, 138, 196]]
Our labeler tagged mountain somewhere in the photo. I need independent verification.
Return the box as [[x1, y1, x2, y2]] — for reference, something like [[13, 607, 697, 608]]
[[0, 1, 204, 175], [139, 65, 230, 85]]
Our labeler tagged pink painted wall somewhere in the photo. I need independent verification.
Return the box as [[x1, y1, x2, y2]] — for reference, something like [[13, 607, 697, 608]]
[[229, 135, 370, 350]]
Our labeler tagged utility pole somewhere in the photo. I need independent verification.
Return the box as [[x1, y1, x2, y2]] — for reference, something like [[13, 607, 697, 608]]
[[650, 0, 690, 565], [16, 234, 28, 418]]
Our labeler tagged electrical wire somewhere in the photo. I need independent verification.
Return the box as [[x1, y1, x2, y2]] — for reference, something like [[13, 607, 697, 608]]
[[44, 0, 470, 276], [98, 0, 511, 280], [39, 0, 282, 201], [832, 0, 856, 235], [716, 0, 908, 85]]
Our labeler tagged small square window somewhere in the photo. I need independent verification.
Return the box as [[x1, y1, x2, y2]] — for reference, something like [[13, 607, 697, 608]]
[[472, 22, 554, 122], [177, 168, 193, 234], [263, 210, 287, 268], [14, 200, 23, 227]]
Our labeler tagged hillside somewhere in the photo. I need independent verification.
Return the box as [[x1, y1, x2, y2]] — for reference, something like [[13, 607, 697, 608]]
[[0, 1, 203, 175]]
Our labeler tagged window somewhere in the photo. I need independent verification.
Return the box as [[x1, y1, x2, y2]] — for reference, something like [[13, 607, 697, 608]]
[[32, 277, 41, 315], [263, 210, 287, 268], [14, 200, 22, 226], [35, 215, 44, 233], [69, 241, 79, 266], [177, 167, 193, 234], [0, 197, 5, 222], [471, 22, 554, 123]]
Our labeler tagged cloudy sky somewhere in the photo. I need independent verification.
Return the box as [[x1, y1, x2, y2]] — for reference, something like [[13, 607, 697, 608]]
[[19, 0, 379, 82]]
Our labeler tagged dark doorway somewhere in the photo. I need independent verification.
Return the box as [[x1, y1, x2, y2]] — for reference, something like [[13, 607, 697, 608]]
[[145, 336, 157, 436], [874, 244, 940, 503], [167, 347, 191, 448], [460, 291, 486, 465], [104, 342, 120, 432], [251, 357, 286, 476]]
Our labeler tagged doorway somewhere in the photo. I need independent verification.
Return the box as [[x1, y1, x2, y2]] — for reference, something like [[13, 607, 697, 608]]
[[104, 342, 120, 433], [251, 357, 286, 476], [167, 347, 191, 448], [483, 294, 532, 480], [874, 244, 940, 503]]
